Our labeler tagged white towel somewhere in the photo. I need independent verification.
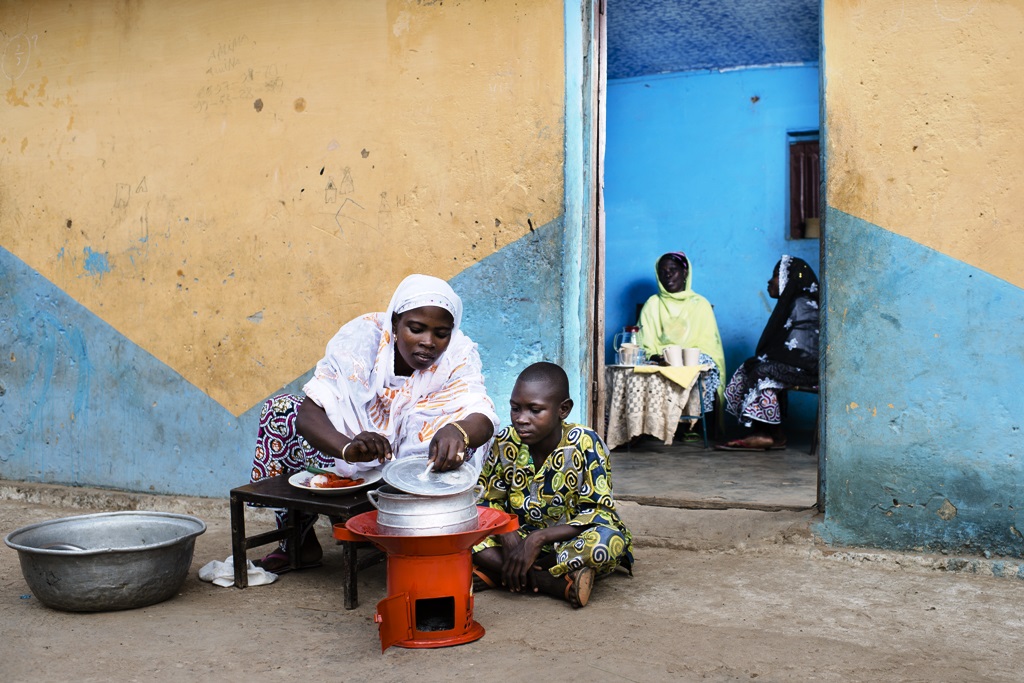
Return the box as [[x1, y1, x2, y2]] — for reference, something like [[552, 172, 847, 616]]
[[198, 555, 278, 588]]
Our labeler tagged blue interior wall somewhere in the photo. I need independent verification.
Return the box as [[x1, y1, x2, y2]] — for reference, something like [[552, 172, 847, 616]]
[[604, 64, 820, 428], [818, 209, 1024, 557]]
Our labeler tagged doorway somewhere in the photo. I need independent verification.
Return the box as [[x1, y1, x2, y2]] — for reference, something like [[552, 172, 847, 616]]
[[593, 1, 824, 510]]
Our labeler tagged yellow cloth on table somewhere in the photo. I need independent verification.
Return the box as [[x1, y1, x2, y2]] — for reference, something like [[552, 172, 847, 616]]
[[632, 364, 707, 389]]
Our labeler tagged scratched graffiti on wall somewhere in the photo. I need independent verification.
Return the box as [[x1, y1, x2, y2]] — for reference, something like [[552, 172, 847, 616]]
[[194, 34, 283, 113]]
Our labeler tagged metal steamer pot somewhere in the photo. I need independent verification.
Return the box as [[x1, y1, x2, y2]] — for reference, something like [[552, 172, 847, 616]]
[[372, 457, 484, 536], [367, 484, 482, 536]]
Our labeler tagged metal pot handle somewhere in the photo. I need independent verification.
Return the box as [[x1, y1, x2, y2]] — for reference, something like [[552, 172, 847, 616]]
[[367, 489, 380, 509], [472, 484, 484, 502]]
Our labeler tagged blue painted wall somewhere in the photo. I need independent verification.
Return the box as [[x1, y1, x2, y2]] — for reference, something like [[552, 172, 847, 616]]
[[818, 209, 1024, 556], [604, 64, 820, 428], [0, 245, 274, 497], [456, 219, 564, 421]]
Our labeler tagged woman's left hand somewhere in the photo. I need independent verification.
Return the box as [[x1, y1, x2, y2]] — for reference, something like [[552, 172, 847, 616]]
[[427, 423, 468, 472]]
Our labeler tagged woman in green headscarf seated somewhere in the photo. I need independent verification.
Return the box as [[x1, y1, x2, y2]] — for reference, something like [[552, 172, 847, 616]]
[[638, 251, 726, 412]]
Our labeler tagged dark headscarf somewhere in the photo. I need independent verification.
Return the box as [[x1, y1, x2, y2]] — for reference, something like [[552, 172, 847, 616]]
[[754, 256, 820, 370]]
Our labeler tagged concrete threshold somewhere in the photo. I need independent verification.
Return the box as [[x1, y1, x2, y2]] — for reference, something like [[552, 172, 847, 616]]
[[3, 479, 1018, 583], [617, 492, 817, 512]]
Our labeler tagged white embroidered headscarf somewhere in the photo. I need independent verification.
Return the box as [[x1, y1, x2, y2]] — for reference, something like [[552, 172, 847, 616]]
[[303, 275, 498, 474]]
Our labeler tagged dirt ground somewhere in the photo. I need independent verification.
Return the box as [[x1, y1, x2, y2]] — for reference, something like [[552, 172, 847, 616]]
[[1, 481, 1022, 683]]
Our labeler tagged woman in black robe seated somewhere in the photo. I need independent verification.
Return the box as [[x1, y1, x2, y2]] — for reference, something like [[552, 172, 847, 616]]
[[715, 256, 819, 451]]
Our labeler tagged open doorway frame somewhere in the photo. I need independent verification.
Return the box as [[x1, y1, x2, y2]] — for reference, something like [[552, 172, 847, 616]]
[[583, 1, 826, 512]]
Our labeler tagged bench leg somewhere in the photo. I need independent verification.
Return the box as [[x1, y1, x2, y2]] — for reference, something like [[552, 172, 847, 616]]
[[230, 493, 248, 589], [341, 540, 358, 610], [285, 508, 301, 570]]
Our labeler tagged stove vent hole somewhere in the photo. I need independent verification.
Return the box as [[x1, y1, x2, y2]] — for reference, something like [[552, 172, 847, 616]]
[[415, 596, 455, 632]]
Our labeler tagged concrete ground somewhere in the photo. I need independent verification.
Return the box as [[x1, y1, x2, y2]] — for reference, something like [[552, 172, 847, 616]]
[[2, 478, 1022, 683], [611, 430, 818, 511]]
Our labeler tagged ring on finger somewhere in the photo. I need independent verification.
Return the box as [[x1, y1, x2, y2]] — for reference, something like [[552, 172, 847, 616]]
[[455, 451, 465, 461]]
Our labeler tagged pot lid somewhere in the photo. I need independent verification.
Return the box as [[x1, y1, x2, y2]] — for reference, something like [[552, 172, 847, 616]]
[[382, 457, 479, 497]]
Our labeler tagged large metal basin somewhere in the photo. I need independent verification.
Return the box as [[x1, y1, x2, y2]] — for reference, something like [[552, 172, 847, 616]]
[[4, 511, 206, 612]]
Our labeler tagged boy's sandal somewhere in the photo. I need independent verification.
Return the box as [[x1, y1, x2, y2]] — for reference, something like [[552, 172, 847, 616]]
[[563, 567, 595, 608], [472, 567, 498, 592]]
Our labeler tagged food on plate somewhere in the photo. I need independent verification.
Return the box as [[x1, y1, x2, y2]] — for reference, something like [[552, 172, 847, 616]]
[[308, 472, 365, 489]]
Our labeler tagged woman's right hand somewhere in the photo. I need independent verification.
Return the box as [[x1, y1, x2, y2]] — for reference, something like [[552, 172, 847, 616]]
[[343, 432, 393, 464]]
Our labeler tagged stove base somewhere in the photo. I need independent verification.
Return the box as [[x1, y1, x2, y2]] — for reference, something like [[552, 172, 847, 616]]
[[389, 620, 485, 649]]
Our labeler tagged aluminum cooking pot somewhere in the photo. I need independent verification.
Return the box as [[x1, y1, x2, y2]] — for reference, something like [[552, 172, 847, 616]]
[[367, 484, 482, 536]]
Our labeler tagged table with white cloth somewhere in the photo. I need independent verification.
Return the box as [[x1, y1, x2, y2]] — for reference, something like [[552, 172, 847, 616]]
[[603, 364, 708, 450]]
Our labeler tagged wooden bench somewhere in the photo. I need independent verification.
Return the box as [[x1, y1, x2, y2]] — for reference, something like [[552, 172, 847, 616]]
[[229, 474, 384, 609]]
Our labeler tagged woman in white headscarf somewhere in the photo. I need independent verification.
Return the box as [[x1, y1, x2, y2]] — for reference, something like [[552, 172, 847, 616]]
[[250, 274, 499, 573]]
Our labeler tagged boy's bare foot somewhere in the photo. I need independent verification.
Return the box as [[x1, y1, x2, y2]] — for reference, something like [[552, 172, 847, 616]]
[[714, 434, 774, 451]]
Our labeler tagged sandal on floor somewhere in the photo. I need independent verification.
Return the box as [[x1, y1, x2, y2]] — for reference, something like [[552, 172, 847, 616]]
[[564, 567, 595, 608], [714, 438, 771, 452], [252, 549, 322, 575], [472, 567, 498, 592]]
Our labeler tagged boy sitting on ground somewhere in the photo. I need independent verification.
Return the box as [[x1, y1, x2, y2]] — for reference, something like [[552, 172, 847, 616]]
[[472, 362, 633, 608]]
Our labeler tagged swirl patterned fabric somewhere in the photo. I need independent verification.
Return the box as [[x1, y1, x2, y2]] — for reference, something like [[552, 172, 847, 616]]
[[250, 393, 336, 540], [252, 394, 335, 483], [474, 424, 633, 577]]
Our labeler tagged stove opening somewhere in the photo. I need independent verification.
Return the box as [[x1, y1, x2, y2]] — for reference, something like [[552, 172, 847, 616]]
[[415, 596, 455, 632]]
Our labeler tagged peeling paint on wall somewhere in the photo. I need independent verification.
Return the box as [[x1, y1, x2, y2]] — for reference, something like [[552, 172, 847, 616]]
[[824, 0, 1024, 289], [0, 0, 577, 497], [0, 0, 566, 417]]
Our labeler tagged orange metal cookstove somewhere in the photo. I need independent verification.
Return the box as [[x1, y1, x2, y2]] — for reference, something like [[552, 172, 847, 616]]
[[333, 506, 518, 652]]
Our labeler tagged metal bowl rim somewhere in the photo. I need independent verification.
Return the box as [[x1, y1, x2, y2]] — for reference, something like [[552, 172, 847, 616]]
[[4, 510, 207, 556]]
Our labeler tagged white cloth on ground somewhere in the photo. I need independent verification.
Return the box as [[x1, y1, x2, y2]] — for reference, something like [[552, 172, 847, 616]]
[[198, 555, 278, 587]]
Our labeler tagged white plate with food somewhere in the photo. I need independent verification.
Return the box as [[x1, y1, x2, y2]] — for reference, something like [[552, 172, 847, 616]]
[[287, 468, 383, 495]]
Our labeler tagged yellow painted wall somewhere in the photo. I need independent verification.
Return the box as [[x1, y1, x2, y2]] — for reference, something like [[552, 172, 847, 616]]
[[0, 0, 565, 415], [824, 0, 1024, 288]]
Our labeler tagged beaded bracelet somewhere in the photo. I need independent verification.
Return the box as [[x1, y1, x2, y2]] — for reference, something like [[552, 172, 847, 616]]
[[449, 422, 470, 448]]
